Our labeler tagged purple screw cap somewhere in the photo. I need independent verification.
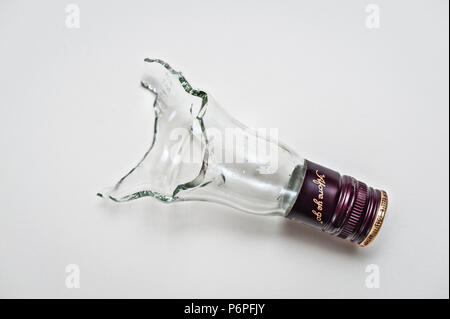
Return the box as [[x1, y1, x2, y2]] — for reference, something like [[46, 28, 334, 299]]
[[287, 160, 388, 247]]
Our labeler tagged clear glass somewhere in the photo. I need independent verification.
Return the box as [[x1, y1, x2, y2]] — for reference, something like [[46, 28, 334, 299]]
[[98, 59, 306, 216]]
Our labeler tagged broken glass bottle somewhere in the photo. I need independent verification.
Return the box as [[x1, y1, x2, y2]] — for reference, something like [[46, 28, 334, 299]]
[[98, 59, 388, 247]]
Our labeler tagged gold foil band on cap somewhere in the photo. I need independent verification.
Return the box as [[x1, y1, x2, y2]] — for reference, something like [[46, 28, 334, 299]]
[[360, 190, 388, 247]]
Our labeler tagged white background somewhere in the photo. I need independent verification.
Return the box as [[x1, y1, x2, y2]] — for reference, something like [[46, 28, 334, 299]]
[[0, 0, 448, 298]]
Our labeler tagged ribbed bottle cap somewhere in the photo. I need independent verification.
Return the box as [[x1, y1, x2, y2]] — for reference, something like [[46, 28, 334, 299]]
[[287, 160, 388, 246]]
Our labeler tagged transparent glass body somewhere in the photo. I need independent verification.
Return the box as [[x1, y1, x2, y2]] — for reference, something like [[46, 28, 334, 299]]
[[99, 59, 306, 216]]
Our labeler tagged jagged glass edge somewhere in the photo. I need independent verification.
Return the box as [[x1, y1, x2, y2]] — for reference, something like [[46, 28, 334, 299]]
[[97, 58, 212, 203]]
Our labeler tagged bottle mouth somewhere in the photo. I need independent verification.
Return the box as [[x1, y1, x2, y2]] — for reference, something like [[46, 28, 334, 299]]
[[358, 190, 388, 247], [334, 177, 388, 246], [287, 160, 388, 246]]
